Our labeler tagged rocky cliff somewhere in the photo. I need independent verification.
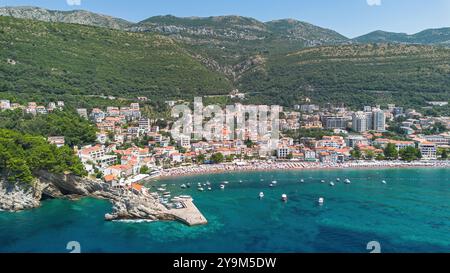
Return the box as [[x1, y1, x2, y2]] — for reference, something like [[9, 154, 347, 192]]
[[0, 171, 101, 211], [0, 171, 200, 225], [0, 181, 41, 211]]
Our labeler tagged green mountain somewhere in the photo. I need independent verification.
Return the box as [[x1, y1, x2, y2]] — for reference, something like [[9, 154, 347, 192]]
[[0, 8, 449, 111], [0, 7, 351, 81], [353, 28, 450, 46], [0, 16, 232, 104], [238, 44, 450, 108], [132, 15, 349, 79], [265, 19, 348, 46], [0, 6, 133, 30]]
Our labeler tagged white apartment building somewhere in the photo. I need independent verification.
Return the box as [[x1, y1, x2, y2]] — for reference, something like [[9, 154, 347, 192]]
[[177, 135, 191, 148], [373, 110, 386, 132], [419, 142, 437, 160], [352, 112, 368, 133], [277, 146, 290, 159]]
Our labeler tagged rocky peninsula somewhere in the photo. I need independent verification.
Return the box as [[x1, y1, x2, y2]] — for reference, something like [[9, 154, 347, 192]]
[[0, 171, 207, 226]]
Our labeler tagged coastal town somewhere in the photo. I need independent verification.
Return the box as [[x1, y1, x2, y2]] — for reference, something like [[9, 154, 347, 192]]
[[2, 1, 450, 256], [1, 98, 449, 196]]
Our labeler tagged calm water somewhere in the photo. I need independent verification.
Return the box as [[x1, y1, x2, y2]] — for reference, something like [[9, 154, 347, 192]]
[[0, 168, 449, 253]]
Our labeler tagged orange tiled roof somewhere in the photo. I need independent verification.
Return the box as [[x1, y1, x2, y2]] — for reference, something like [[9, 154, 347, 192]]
[[104, 174, 117, 182], [131, 183, 143, 192]]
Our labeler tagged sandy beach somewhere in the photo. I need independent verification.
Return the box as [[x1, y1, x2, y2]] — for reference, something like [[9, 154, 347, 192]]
[[159, 160, 450, 178]]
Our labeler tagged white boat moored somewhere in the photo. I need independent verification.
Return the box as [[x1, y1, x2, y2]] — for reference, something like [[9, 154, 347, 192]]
[[220, 184, 225, 190], [281, 194, 288, 202], [318, 197, 324, 205], [259, 192, 264, 199], [330, 182, 335, 187], [344, 179, 351, 184], [382, 180, 387, 184]]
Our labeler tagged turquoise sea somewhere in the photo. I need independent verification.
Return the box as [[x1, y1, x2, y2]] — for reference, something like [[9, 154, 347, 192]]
[[0, 168, 449, 253]]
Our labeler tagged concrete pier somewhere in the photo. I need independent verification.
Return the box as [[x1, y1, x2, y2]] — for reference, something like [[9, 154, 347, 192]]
[[169, 197, 208, 226]]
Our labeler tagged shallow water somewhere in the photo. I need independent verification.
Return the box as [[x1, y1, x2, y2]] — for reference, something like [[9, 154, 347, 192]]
[[0, 168, 449, 253]]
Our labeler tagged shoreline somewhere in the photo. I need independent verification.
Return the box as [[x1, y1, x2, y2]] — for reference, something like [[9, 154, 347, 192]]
[[157, 160, 450, 179]]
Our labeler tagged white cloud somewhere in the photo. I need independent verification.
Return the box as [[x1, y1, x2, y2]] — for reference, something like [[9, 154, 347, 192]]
[[367, 0, 382, 6], [66, 0, 81, 6]]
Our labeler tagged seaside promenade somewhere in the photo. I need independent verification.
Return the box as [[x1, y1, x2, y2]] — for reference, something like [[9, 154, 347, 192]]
[[169, 197, 208, 226], [159, 160, 450, 178]]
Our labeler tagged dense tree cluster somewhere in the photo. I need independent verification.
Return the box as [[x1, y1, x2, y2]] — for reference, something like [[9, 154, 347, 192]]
[[0, 109, 96, 147], [0, 16, 231, 105], [210, 153, 225, 164], [0, 129, 87, 185]]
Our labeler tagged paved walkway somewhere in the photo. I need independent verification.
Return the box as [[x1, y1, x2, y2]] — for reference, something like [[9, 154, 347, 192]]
[[169, 197, 208, 226]]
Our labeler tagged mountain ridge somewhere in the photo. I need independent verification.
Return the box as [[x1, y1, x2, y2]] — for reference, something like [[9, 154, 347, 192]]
[[0, 6, 133, 29], [354, 28, 450, 45], [0, 6, 449, 111], [3, 5, 450, 46]]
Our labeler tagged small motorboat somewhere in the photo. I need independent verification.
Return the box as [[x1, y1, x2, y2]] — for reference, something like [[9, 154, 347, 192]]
[[239, 180, 243, 183], [197, 183, 202, 187], [281, 194, 288, 202], [300, 179, 305, 183], [382, 180, 387, 184], [223, 181, 229, 185], [259, 192, 264, 199], [157, 188, 166, 192], [336, 178, 341, 182], [220, 184, 225, 190], [179, 195, 192, 199], [208, 187, 212, 191], [269, 183, 275, 188], [318, 197, 324, 205], [330, 182, 335, 187], [186, 183, 191, 188], [180, 184, 187, 189], [344, 179, 351, 184], [206, 181, 211, 186], [272, 181, 278, 185], [198, 187, 205, 192], [321, 180, 325, 183]]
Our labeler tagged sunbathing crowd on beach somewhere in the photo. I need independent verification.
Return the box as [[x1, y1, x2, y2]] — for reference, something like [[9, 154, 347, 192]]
[[159, 160, 450, 178]]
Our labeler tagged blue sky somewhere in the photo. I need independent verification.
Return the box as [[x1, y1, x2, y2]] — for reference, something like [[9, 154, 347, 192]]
[[1, 0, 450, 38]]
